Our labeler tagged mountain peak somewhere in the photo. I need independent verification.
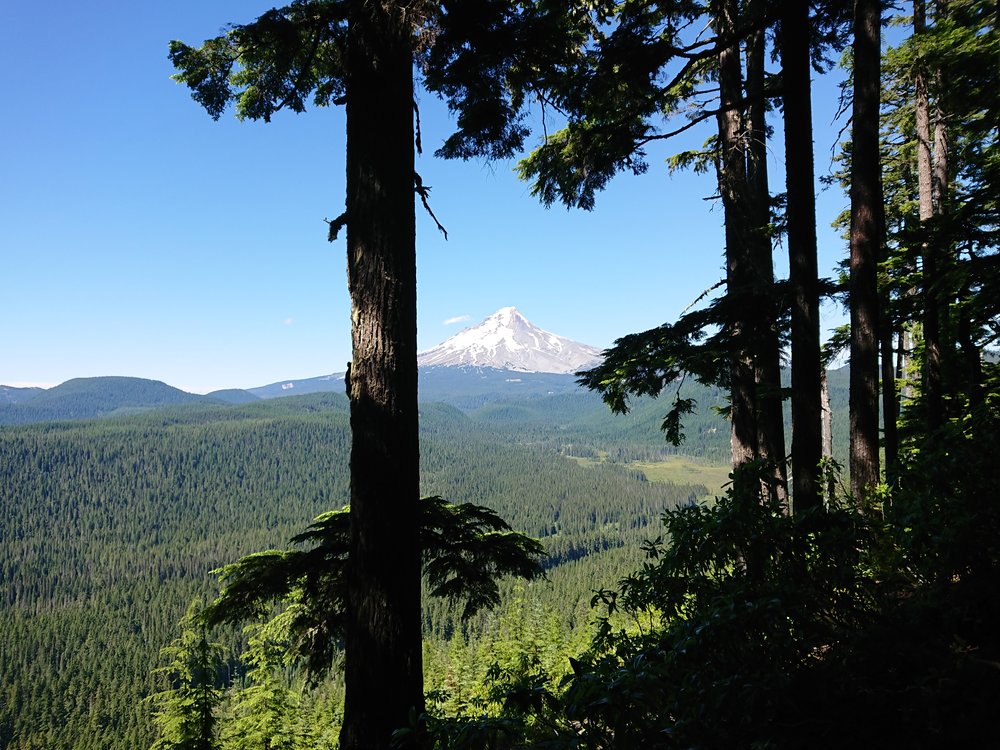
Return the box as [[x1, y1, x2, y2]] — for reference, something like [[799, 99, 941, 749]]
[[418, 308, 601, 374], [490, 306, 520, 319]]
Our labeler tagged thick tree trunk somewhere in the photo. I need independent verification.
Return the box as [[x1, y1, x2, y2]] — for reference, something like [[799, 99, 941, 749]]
[[849, 0, 883, 502], [747, 0, 789, 505], [713, 0, 759, 482], [780, 0, 824, 512], [340, 3, 423, 748]]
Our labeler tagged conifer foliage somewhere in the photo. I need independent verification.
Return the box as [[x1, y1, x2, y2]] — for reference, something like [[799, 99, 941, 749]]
[[200, 496, 545, 677], [148, 606, 224, 750]]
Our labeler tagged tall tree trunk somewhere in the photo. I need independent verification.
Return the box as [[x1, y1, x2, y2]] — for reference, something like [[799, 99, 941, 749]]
[[915, 0, 945, 431], [930, 22, 953, 411], [746, 0, 789, 505], [849, 0, 883, 502], [914, 0, 934, 221], [779, 0, 823, 512], [341, 2, 423, 748], [820, 368, 836, 503], [713, 0, 759, 483], [880, 282, 899, 479]]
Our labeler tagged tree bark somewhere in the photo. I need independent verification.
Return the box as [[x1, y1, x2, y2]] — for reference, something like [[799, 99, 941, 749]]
[[780, 0, 824, 512], [747, 0, 789, 506], [849, 0, 883, 502], [915, 0, 934, 222], [713, 0, 759, 483], [880, 282, 899, 479], [820, 368, 836, 503], [340, 2, 423, 748], [915, 0, 945, 431]]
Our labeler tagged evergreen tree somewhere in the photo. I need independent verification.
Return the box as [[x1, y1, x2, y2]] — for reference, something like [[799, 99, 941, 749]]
[[169, 4, 577, 747], [779, 0, 824, 511], [219, 614, 300, 750], [713, 0, 763, 481], [511, 2, 857, 509], [849, 0, 884, 501], [148, 608, 223, 750]]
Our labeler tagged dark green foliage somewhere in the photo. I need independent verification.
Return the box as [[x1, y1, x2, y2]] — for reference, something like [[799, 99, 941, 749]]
[[426, 446, 1000, 748], [420, 496, 546, 619], [543, 467, 881, 748], [168, 3, 349, 123], [511, 1, 710, 211], [201, 495, 545, 675], [217, 614, 302, 750], [851, 0, 1000, 462], [0, 395, 351, 749], [891, 381, 1000, 586], [148, 608, 224, 750], [576, 308, 738, 449]]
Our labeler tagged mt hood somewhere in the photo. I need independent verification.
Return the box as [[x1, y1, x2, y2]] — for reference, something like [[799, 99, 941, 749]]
[[418, 307, 602, 374]]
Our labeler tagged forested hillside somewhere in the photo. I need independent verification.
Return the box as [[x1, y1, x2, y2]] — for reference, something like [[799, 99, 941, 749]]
[[0, 393, 706, 749]]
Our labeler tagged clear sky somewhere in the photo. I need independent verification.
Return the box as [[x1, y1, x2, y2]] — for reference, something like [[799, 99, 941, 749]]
[[1, 2, 854, 394]]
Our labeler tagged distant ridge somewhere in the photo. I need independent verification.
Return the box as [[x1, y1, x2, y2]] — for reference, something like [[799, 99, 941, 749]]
[[206, 388, 261, 404], [0, 385, 44, 405], [0, 376, 221, 425], [248, 373, 346, 399], [417, 307, 602, 374]]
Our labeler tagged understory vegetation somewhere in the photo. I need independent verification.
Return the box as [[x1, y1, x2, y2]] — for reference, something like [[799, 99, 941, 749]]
[[418, 403, 1000, 748]]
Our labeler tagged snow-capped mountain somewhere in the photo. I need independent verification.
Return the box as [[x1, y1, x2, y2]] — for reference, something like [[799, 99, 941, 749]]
[[418, 307, 602, 374]]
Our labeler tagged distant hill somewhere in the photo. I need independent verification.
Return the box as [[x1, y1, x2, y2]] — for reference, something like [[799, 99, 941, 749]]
[[248, 373, 346, 399], [205, 388, 261, 404], [0, 366, 852, 462], [419, 365, 589, 406], [0, 376, 215, 425], [247, 366, 588, 405], [0, 385, 44, 404]]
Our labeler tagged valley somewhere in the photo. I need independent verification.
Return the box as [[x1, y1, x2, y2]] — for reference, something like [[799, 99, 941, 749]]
[[567, 452, 734, 500], [0, 309, 853, 748], [0, 383, 726, 749]]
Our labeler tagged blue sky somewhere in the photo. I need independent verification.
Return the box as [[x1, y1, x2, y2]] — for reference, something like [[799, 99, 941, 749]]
[[2, 1, 854, 393]]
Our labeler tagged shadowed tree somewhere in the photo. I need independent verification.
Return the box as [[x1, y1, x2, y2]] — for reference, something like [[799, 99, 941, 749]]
[[712, 0, 762, 488], [746, 0, 789, 504], [508, 2, 849, 507], [169, 4, 420, 743], [507, 1, 789, 483], [778, 0, 824, 511], [169, 3, 571, 747], [199, 496, 545, 675], [849, 0, 884, 501]]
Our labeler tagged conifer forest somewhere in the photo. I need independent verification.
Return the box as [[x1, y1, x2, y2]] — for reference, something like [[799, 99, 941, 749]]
[[2, 1, 999, 748]]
